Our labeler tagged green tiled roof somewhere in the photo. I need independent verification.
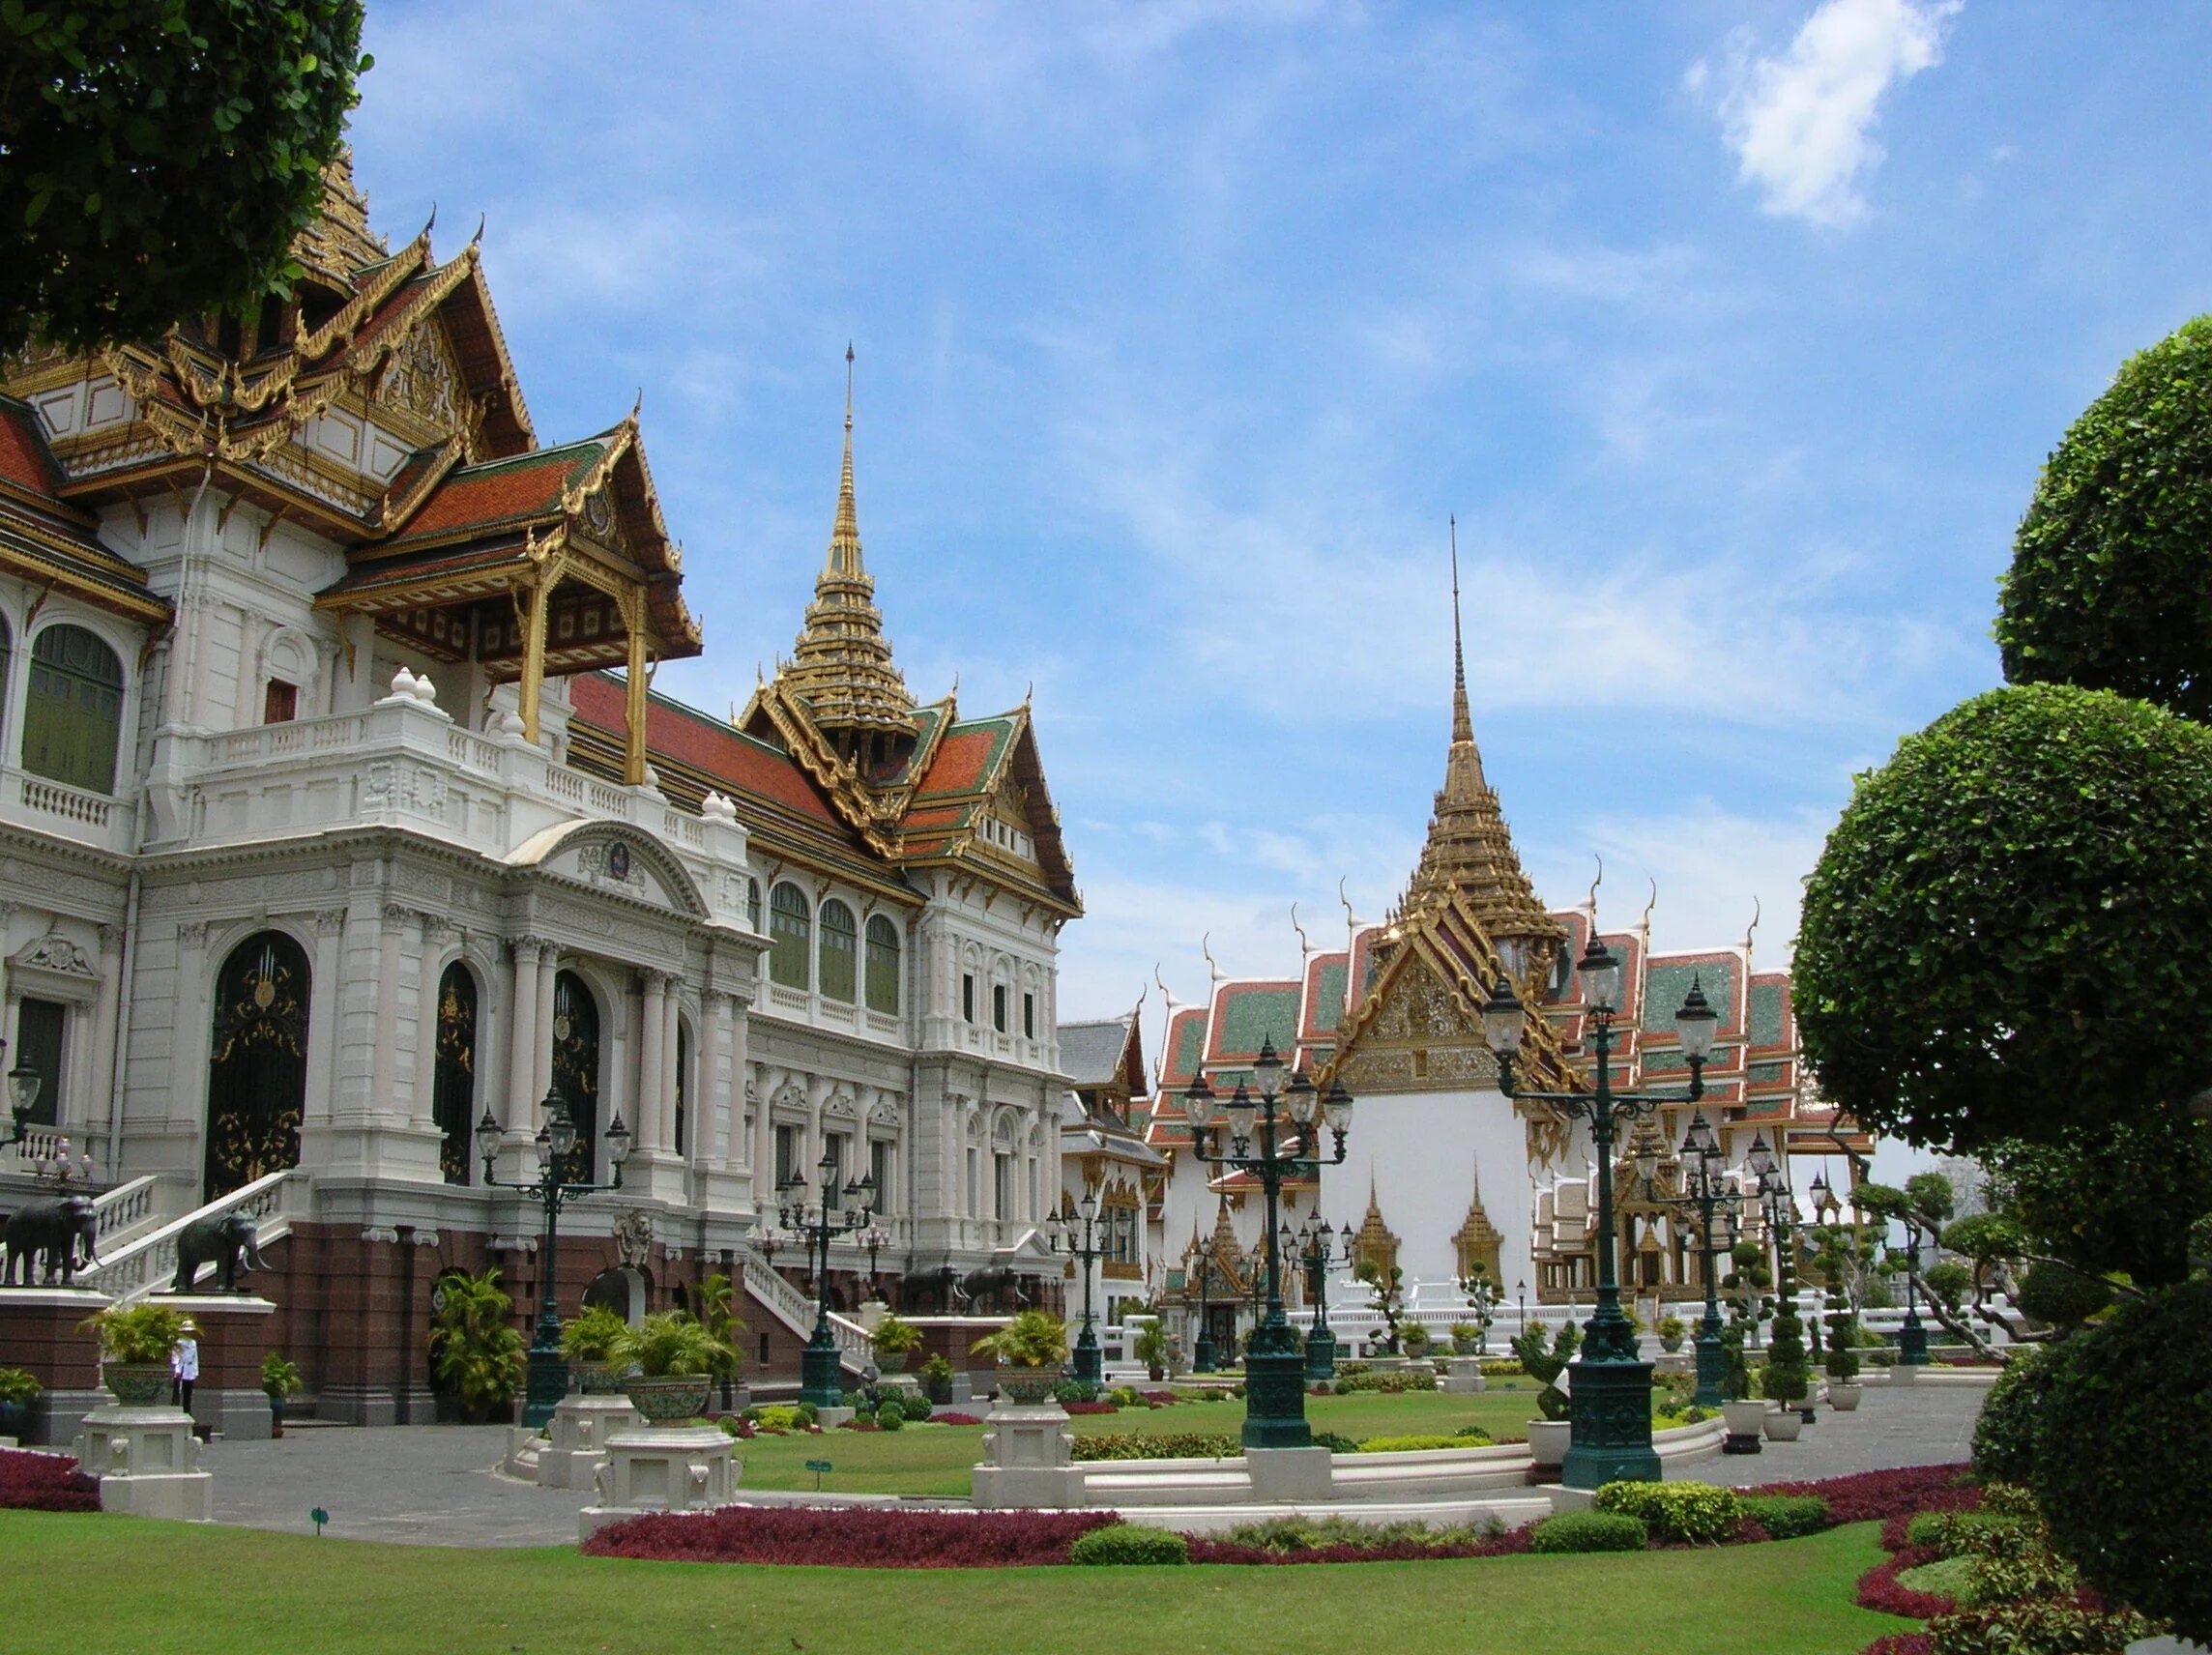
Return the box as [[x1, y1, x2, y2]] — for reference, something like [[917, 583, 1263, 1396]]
[[1747, 1061, 1789, 1088], [1747, 980, 1788, 1049], [1644, 959, 1735, 1034], [1215, 987, 1299, 1059], [1310, 961, 1348, 1033], [1170, 1016, 1208, 1083]]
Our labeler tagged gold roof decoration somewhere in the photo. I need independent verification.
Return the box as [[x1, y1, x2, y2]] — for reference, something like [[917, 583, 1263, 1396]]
[[1350, 1177, 1402, 1279], [294, 147, 391, 284], [774, 347, 919, 763], [1402, 524, 1564, 978], [1451, 1164, 1504, 1283]]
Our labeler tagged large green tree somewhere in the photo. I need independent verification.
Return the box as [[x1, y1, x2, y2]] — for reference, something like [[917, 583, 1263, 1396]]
[[0, 0, 370, 352], [1795, 682, 2212, 1157], [1997, 316, 2212, 721]]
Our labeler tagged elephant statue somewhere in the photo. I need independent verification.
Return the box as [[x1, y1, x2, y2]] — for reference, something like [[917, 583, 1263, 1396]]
[[169, 1210, 268, 1294], [958, 1264, 1032, 1315], [2, 1196, 100, 1287]]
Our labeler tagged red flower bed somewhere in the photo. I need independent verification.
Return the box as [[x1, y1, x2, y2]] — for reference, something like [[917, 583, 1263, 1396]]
[[1186, 1526, 1535, 1566], [1858, 1550, 1955, 1620], [1862, 1637, 1933, 1655], [1063, 1401, 1119, 1416], [0, 1449, 99, 1512], [1750, 1464, 1975, 1526], [932, 1412, 985, 1426], [1139, 1390, 1179, 1406], [584, 1505, 1117, 1567]]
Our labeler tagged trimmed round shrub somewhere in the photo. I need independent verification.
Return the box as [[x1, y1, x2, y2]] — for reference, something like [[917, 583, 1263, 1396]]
[[2010, 1263, 2112, 1332], [874, 1405, 905, 1432], [1996, 314, 2212, 721], [1796, 683, 2212, 1155], [1068, 1525, 1189, 1566], [1310, 1430, 1359, 1454], [899, 1395, 934, 1422], [1906, 1512, 2028, 1560], [1739, 1495, 1831, 1540], [1530, 1511, 1647, 1553], [2035, 1279, 2212, 1642], [1969, 1347, 2056, 1487], [1592, 1481, 1743, 1546]]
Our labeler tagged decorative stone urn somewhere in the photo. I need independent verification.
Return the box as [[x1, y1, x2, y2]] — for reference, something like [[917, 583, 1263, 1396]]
[[101, 1363, 171, 1407], [971, 1385, 1084, 1509], [624, 1378, 711, 1425], [1525, 1418, 1572, 1470], [573, 1362, 629, 1396], [1721, 1400, 1768, 1454], [1763, 1408, 1803, 1442], [996, 1371, 1059, 1405], [1828, 1382, 1863, 1412]]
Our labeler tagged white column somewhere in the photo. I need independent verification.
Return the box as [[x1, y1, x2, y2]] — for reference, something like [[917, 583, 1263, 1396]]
[[637, 971, 666, 1152], [305, 908, 347, 1125], [506, 938, 542, 1131], [704, 990, 734, 1174], [372, 906, 409, 1123], [410, 920, 446, 1131], [658, 979, 682, 1154], [87, 922, 122, 1149], [533, 947, 557, 1110], [752, 1071, 773, 1203]]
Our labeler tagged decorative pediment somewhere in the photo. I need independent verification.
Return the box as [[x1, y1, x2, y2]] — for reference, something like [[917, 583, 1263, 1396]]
[[14, 932, 96, 977], [1331, 950, 1498, 1096], [513, 821, 709, 920]]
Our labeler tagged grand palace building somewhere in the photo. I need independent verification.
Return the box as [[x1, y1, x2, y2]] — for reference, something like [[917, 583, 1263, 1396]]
[[0, 160, 1080, 1426]]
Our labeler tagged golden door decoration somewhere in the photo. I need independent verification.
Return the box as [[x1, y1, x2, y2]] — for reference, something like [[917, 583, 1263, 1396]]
[[433, 963, 479, 1184], [549, 971, 599, 1185], [203, 932, 310, 1201]]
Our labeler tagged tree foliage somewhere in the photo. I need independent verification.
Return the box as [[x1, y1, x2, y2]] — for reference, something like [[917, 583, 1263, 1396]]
[[1796, 683, 2212, 1155], [1997, 315, 2212, 721], [2036, 1279, 2212, 1641], [1982, 1117, 2212, 1288], [0, 0, 370, 352]]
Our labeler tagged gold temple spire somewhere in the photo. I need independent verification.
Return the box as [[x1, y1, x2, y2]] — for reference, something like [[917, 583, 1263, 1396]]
[[1450, 516, 1472, 746], [776, 348, 919, 769]]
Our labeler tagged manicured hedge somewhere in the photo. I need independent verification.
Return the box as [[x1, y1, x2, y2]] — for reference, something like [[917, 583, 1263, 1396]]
[[1069, 1433, 1239, 1463], [1738, 1495, 1830, 1540], [1529, 1512, 1647, 1553], [1068, 1526, 1188, 1566], [1968, 1348, 2053, 1486], [584, 1506, 1116, 1567], [0, 1449, 98, 1512], [1592, 1481, 1741, 1546]]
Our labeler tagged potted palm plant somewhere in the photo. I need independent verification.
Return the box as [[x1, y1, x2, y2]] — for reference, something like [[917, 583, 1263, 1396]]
[[614, 1312, 734, 1424], [918, 1352, 955, 1405], [427, 1268, 526, 1424], [260, 1352, 303, 1437], [79, 1303, 189, 1406], [869, 1313, 924, 1374], [558, 1304, 633, 1394], [1134, 1321, 1170, 1382], [970, 1310, 1068, 1403], [697, 1272, 747, 1411], [0, 1368, 41, 1438]]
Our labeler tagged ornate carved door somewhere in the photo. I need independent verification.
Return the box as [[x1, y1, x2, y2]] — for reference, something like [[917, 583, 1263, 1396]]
[[433, 963, 479, 1184], [204, 932, 310, 1200], [549, 971, 598, 1183]]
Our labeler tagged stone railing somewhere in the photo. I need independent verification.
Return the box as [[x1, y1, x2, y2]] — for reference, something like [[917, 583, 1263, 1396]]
[[740, 1245, 873, 1371], [92, 1175, 162, 1247], [79, 1168, 307, 1303], [0, 765, 133, 853]]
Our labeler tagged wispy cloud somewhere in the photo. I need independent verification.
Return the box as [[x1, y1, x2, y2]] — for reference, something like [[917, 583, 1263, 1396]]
[[1690, 0, 1963, 227]]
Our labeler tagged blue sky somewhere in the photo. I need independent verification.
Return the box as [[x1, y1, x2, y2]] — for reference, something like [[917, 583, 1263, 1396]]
[[351, 0, 2212, 1021]]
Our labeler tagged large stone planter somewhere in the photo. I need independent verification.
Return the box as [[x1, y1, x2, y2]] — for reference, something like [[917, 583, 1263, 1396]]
[[875, 1351, 910, 1374], [624, 1378, 711, 1425], [538, 1394, 641, 1489], [1828, 1381, 1863, 1412], [1763, 1408, 1803, 1442], [971, 1392, 1085, 1509], [578, 1425, 736, 1541], [101, 1363, 171, 1407], [1441, 1357, 1488, 1395], [1526, 1419, 1571, 1469], [996, 1372, 1059, 1405], [1722, 1400, 1767, 1455], [572, 1361, 629, 1396], [73, 1405, 213, 1522]]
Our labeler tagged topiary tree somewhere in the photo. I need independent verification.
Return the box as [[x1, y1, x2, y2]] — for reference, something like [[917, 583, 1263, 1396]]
[[1970, 1342, 2056, 1485], [1997, 315, 2212, 721], [1760, 1295, 1810, 1407], [1983, 1117, 2212, 1290], [2009, 1264, 2112, 1334], [1796, 683, 2212, 1170], [0, 1, 372, 353], [2035, 1279, 2212, 1641]]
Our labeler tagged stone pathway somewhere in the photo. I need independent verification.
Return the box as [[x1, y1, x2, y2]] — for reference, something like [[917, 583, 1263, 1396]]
[[196, 1380, 1984, 1549]]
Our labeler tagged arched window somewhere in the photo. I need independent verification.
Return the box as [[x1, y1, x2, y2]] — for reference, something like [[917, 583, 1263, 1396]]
[[433, 963, 479, 1185], [819, 900, 857, 1003], [23, 624, 124, 794], [769, 884, 811, 989], [674, 1019, 689, 1157], [864, 915, 900, 1016], [204, 931, 309, 1200], [549, 972, 599, 1182]]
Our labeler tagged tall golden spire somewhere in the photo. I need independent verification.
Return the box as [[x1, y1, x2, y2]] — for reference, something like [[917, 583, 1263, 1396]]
[[777, 347, 919, 768], [1404, 520, 1561, 968], [292, 146, 390, 283]]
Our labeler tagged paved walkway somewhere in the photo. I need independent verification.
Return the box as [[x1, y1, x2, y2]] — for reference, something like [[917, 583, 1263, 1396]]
[[198, 1380, 1985, 1549]]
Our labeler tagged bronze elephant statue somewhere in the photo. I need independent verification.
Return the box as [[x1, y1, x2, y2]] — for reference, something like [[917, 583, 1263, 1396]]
[[2, 1195, 99, 1287], [170, 1209, 268, 1293], [958, 1264, 1033, 1314]]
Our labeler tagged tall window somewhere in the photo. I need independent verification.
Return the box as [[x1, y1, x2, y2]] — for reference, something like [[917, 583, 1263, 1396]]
[[0, 615, 12, 747], [432, 963, 478, 1184], [870, 1138, 892, 1212], [674, 1022, 689, 1157], [23, 624, 124, 794], [823, 1131, 847, 1194], [263, 680, 299, 724], [992, 983, 1007, 1033], [549, 972, 599, 1183], [769, 884, 811, 989], [204, 931, 309, 1200], [774, 1122, 799, 1188], [818, 900, 857, 1003], [993, 1153, 1013, 1219], [746, 877, 762, 932], [14, 998, 64, 1128], [962, 973, 975, 1023], [864, 915, 899, 1015], [1022, 992, 1035, 1039]]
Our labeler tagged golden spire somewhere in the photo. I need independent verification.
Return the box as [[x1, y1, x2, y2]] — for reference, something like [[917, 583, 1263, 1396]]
[[292, 146, 390, 283], [776, 347, 919, 763], [1404, 521, 1561, 964]]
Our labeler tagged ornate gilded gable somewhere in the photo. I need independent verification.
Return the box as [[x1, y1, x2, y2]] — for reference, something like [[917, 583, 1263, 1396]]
[[1332, 947, 1495, 1096], [1351, 1183, 1401, 1279], [373, 314, 475, 454], [1452, 1173, 1504, 1284]]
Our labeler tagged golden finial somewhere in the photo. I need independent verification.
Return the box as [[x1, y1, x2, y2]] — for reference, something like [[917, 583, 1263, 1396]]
[[1641, 878, 1658, 944], [1742, 896, 1761, 958], [845, 341, 855, 432], [1584, 855, 1604, 922]]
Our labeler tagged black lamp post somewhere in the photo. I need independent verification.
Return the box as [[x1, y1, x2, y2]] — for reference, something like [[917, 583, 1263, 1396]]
[[1753, 1143, 1815, 1424], [1485, 941, 1716, 1490], [859, 1226, 891, 1297], [476, 1091, 632, 1429], [1182, 1036, 1353, 1451], [0, 1038, 45, 1150], [1190, 1248, 1218, 1375], [778, 1151, 876, 1409], [1668, 1111, 1743, 1408], [1516, 1277, 1528, 1341], [1298, 1215, 1344, 1383], [1053, 1189, 1107, 1386], [1897, 1218, 1931, 1366]]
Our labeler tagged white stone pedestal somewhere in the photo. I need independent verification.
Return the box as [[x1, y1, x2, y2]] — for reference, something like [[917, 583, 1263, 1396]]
[[73, 1406, 213, 1522], [1888, 1363, 1917, 1387], [970, 1400, 1088, 1509], [578, 1426, 736, 1540], [1441, 1357, 1488, 1394], [539, 1396, 640, 1490], [1247, 1445, 1334, 1502]]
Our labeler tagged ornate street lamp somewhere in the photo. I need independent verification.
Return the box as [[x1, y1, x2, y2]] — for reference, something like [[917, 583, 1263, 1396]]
[[476, 1091, 633, 1427], [1297, 1215, 1342, 1383], [1485, 946, 1715, 1489], [1182, 1038, 1353, 1450], [1896, 1213, 1932, 1366], [0, 1037, 44, 1151], [1052, 1189, 1108, 1386], [1667, 1111, 1744, 1408], [778, 1152, 877, 1409], [1756, 1147, 1815, 1424], [1190, 1247, 1219, 1375], [859, 1226, 892, 1296], [1516, 1277, 1528, 1339]]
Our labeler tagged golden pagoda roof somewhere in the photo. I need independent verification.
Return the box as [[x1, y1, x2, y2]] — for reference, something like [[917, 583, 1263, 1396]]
[[294, 148, 391, 285], [775, 349, 918, 741], [1403, 528, 1560, 950]]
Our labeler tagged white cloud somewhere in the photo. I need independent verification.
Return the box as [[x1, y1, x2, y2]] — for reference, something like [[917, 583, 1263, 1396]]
[[1692, 0, 1962, 227]]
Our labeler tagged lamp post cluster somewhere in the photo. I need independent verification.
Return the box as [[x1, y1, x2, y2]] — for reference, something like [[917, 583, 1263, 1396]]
[[1189, 1247, 1220, 1374], [1182, 1036, 1353, 1450], [1050, 1189, 1108, 1385], [1484, 936, 1716, 1490], [1296, 1214, 1351, 1383], [777, 1153, 877, 1408], [1747, 1132, 1815, 1423], [1667, 1111, 1744, 1408], [474, 1091, 633, 1428]]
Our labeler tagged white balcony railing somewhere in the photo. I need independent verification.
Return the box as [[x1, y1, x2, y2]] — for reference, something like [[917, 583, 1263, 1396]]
[[1, 765, 133, 853]]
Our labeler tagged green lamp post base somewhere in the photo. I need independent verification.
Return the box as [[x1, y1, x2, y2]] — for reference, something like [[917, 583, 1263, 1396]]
[[1898, 1319, 1931, 1365], [1070, 1328, 1103, 1387], [800, 1338, 845, 1409], [1241, 1322, 1312, 1449], [1303, 1323, 1336, 1384], [1692, 1328, 1728, 1408], [1559, 1355, 1660, 1490], [522, 1341, 568, 1430]]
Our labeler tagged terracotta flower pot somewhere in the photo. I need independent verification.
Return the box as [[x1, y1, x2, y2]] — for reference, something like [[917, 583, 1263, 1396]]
[[102, 1363, 171, 1407], [623, 1377, 711, 1424]]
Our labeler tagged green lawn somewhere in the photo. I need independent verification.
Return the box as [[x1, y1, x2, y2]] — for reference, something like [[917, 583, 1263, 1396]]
[[741, 1389, 1549, 1496], [0, 1512, 1902, 1655]]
